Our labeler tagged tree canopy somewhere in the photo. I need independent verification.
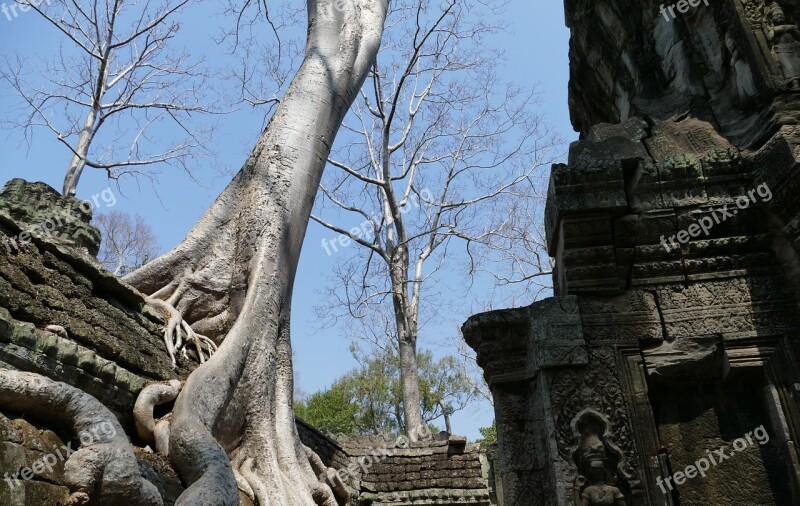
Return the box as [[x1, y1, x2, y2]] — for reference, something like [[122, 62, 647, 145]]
[[296, 346, 478, 437]]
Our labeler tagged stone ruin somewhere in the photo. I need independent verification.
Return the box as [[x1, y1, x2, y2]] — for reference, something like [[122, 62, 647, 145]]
[[464, 0, 800, 504], [0, 177, 498, 504], [0, 179, 199, 505], [7, 0, 800, 504], [299, 424, 497, 506]]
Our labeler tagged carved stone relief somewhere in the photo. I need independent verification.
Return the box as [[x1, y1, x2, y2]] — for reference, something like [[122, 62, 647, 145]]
[[550, 349, 639, 490], [766, 1, 800, 87], [571, 409, 629, 506]]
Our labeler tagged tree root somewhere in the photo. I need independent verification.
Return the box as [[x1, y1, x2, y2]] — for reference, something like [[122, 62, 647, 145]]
[[45, 324, 69, 338], [224, 432, 341, 506], [235, 458, 339, 506], [236, 458, 273, 505], [0, 370, 163, 506], [304, 446, 349, 506], [134, 380, 183, 455], [147, 297, 218, 367], [233, 469, 256, 503], [154, 418, 172, 455], [117, 3, 392, 504]]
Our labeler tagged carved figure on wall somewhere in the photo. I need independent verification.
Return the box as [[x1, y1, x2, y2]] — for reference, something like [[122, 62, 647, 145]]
[[767, 2, 800, 87], [725, 32, 759, 103], [572, 410, 627, 506], [742, 0, 766, 25]]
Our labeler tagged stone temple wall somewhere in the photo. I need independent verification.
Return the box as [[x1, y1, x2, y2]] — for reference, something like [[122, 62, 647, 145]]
[[0, 180, 195, 432], [0, 180, 201, 504], [297, 423, 498, 506], [342, 434, 494, 506], [465, 0, 800, 505], [564, 0, 800, 148], [0, 411, 184, 506]]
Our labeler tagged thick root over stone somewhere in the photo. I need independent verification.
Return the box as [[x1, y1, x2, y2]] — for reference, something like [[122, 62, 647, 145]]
[[0, 370, 163, 506], [119, 1, 391, 504], [134, 380, 183, 455], [147, 297, 218, 367], [304, 446, 349, 506]]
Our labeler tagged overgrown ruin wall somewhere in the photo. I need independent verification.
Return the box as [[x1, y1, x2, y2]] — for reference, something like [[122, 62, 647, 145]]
[[0, 181, 194, 432], [0, 181, 199, 504], [344, 435, 494, 505], [298, 421, 497, 506], [0, 181, 498, 505]]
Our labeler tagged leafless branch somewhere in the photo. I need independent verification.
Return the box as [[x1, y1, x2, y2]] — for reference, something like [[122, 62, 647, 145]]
[[1, 0, 217, 196], [312, 0, 562, 418]]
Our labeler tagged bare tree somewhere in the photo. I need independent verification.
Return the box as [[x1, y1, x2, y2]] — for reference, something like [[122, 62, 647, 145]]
[[1, 0, 390, 503], [218, 1, 305, 112], [117, 1, 391, 504], [95, 211, 159, 276], [0, 0, 214, 197], [310, 0, 559, 433]]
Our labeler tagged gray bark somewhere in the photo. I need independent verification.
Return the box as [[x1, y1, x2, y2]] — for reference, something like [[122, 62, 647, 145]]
[[389, 241, 424, 435], [63, 105, 99, 197], [124, 1, 389, 504], [0, 370, 162, 505], [398, 335, 424, 435], [133, 379, 182, 447], [62, 0, 113, 197], [438, 400, 452, 434]]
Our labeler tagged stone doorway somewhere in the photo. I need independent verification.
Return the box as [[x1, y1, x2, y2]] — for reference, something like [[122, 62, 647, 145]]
[[649, 368, 795, 505]]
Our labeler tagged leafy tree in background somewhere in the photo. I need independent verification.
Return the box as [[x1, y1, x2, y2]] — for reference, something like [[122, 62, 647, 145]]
[[478, 422, 497, 443], [296, 346, 478, 437], [295, 380, 361, 437]]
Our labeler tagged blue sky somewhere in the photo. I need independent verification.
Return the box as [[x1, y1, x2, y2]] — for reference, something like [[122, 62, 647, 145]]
[[0, 0, 576, 440]]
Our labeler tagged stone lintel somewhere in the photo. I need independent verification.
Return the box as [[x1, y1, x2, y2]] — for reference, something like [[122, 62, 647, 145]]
[[463, 296, 587, 388]]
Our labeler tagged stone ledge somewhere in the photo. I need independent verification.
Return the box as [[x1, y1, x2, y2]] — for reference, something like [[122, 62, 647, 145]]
[[0, 308, 159, 431], [0, 178, 100, 256], [0, 200, 198, 382], [360, 487, 491, 505]]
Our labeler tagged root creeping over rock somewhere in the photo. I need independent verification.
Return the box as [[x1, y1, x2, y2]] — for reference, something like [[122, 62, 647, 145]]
[[134, 379, 183, 455], [147, 297, 218, 367], [0, 370, 163, 506]]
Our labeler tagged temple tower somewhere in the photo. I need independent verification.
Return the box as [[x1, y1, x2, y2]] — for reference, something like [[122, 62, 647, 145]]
[[464, 1, 800, 504]]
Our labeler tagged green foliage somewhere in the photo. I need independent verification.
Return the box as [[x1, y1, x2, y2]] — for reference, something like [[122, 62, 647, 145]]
[[295, 380, 360, 436], [295, 346, 477, 437], [478, 422, 497, 443]]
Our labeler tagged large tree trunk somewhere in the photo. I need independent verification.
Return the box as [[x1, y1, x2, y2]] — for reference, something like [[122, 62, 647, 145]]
[[389, 246, 425, 435], [123, 2, 389, 504], [63, 106, 99, 197], [64, 31, 111, 197], [397, 335, 424, 434]]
